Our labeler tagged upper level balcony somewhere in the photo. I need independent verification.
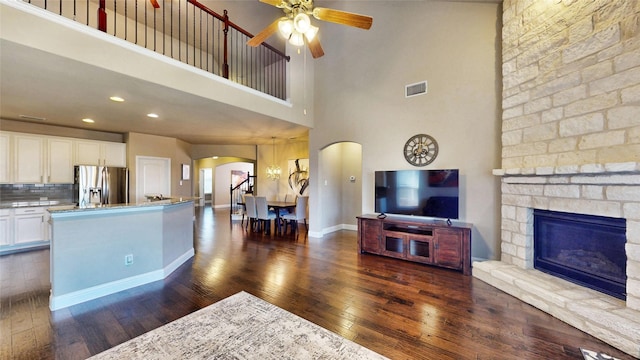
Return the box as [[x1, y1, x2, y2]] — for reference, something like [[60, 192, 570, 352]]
[[0, 0, 314, 145]]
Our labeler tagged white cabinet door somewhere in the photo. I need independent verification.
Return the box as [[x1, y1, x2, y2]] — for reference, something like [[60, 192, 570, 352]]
[[75, 140, 126, 167], [0, 133, 10, 183], [14, 208, 45, 244], [74, 140, 102, 165], [0, 209, 11, 246], [104, 142, 126, 167], [48, 138, 74, 183], [14, 134, 44, 183]]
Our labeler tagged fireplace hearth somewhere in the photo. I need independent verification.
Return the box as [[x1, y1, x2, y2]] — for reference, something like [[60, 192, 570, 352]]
[[533, 209, 627, 300]]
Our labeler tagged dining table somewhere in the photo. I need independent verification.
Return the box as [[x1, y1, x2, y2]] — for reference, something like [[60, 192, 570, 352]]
[[267, 201, 296, 235], [238, 200, 296, 235]]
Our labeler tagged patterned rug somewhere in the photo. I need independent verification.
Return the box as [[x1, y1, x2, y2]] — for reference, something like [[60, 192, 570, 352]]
[[89, 291, 388, 359]]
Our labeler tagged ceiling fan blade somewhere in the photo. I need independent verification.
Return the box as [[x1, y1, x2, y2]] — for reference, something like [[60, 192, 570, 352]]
[[149, 0, 160, 9], [260, 0, 286, 7], [312, 7, 373, 30], [247, 18, 283, 47], [306, 36, 324, 59]]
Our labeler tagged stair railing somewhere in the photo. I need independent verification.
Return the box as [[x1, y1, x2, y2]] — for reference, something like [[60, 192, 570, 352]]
[[22, 0, 290, 100], [230, 174, 256, 221]]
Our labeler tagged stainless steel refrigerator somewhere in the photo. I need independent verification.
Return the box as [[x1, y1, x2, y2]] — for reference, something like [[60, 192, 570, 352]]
[[74, 166, 129, 207]]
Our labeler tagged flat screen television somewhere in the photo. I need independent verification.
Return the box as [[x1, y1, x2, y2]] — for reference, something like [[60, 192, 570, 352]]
[[375, 169, 459, 219]]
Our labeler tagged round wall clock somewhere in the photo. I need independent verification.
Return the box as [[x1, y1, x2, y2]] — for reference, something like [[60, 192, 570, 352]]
[[403, 134, 439, 167]]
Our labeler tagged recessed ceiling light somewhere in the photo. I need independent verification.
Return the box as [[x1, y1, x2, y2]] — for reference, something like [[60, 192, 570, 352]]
[[212, 156, 219, 159], [147, 113, 159, 118], [82, 118, 95, 123], [110, 96, 125, 102]]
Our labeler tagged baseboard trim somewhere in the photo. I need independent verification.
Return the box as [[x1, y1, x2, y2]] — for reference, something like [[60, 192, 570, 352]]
[[49, 249, 194, 311], [164, 248, 195, 276], [309, 224, 358, 238]]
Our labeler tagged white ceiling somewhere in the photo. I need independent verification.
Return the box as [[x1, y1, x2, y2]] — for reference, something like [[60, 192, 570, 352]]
[[0, 0, 501, 145]]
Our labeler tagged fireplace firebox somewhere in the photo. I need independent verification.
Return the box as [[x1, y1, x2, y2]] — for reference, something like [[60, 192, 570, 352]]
[[533, 210, 627, 300]]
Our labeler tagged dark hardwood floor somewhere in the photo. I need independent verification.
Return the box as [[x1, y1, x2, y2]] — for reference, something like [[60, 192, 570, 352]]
[[0, 207, 634, 360]]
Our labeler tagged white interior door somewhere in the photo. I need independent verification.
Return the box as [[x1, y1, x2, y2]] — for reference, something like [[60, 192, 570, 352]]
[[136, 156, 171, 202], [198, 169, 205, 207], [202, 168, 213, 205]]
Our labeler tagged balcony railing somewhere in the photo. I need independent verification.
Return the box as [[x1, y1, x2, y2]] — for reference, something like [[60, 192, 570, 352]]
[[23, 0, 290, 100]]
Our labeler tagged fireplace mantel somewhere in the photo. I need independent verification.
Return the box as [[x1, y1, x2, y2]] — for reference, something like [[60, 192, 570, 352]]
[[492, 162, 640, 178]]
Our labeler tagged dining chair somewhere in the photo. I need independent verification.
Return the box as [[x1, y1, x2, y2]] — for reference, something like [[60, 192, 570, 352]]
[[255, 196, 277, 234], [282, 196, 308, 235], [240, 193, 249, 226], [244, 195, 257, 231]]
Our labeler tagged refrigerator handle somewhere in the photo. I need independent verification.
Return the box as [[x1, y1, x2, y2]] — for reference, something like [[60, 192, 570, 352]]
[[126, 169, 130, 204], [102, 167, 109, 205]]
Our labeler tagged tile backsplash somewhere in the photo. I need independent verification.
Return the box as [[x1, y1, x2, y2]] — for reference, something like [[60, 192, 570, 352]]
[[0, 184, 74, 203]]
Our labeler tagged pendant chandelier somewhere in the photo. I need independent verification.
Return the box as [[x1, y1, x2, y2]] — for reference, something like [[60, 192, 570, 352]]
[[266, 137, 281, 181]]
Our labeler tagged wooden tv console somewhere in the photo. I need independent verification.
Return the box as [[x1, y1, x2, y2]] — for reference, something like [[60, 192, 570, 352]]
[[357, 214, 472, 275]]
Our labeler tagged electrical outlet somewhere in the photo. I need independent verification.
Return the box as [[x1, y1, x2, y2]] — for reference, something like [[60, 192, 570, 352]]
[[125, 254, 133, 266]]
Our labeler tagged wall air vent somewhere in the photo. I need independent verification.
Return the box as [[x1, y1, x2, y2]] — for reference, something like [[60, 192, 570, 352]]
[[405, 81, 428, 98], [19, 114, 47, 121]]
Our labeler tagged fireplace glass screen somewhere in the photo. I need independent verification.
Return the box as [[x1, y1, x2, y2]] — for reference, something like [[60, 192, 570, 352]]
[[533, 209, 627, 300]]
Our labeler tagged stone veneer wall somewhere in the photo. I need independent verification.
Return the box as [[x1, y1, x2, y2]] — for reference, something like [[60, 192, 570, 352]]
[[501, 0, 640, 169], [499, 0, 640, 309], [476, 1, 640, 355]]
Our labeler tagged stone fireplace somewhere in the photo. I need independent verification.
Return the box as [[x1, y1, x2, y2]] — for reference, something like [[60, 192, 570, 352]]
[[474, 167, 640, 357], [473, 0, 640, 357]]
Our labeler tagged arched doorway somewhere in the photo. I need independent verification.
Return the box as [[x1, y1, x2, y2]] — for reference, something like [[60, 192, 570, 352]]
[[316, 141, 362, 234], [193, 157, 255, 208]]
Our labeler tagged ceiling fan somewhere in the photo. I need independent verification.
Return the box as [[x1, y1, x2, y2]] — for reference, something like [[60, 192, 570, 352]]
[[247, 0, 373, 59]]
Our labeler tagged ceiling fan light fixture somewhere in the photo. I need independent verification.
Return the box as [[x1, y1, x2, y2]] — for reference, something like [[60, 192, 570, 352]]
[[248, 0, 373, 58], [289, 32, 305, 46], [304, 25, 319, 42], [293, 13, 311, 34], [278, 19, 294, 39]]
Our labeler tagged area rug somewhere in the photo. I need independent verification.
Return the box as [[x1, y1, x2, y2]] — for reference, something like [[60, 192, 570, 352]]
[[89, 291, 388, 359]]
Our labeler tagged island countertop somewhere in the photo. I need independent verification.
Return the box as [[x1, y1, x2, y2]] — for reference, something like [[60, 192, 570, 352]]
[[47, 197, 199, 214]]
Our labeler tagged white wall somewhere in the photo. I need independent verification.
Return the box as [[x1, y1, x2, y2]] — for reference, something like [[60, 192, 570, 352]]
[[309, 1, 502, 260]]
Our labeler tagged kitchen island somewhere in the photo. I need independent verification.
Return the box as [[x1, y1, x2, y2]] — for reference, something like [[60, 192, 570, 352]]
[[48, 198, 196, 310]]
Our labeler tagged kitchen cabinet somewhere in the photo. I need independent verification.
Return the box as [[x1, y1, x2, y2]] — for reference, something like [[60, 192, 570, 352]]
[[13, 134, 74, 184], [104, 142, 127, 166], [0, 133, 10, 183], [0, 209, 11, 246], [47, 138, 74, 183], [0, 131, 127, 184], [14, 134, 44, 183], [0, 206, 50, 254], [75, 140, 126, 167], [14, 207, 47, 244]]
